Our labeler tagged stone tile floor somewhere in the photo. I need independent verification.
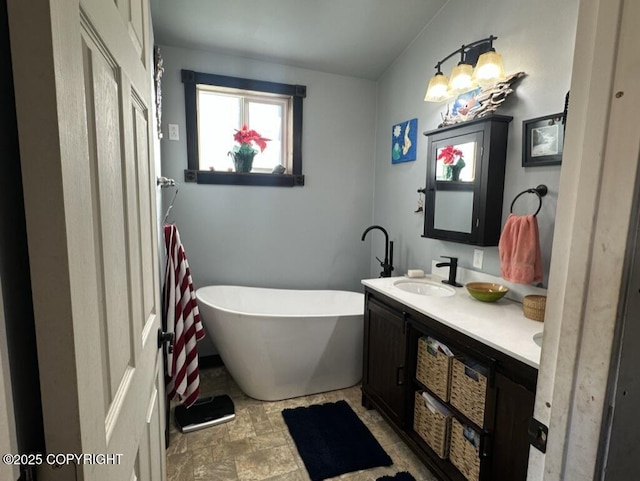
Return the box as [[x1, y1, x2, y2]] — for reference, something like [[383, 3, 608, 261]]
[[166, 366, 437, 481]]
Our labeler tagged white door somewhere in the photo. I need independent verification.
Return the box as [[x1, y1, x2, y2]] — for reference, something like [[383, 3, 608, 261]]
[[7, 0, 165, 480]]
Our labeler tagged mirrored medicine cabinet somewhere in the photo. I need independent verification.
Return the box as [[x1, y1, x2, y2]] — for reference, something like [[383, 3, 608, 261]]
[[423, 115, 512, 246]]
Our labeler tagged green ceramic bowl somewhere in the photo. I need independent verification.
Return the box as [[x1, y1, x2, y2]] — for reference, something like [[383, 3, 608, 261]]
[[465, 282, 509, 302]]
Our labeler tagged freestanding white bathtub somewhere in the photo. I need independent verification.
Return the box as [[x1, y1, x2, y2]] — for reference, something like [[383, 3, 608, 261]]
[[196, 285, 364, 401]]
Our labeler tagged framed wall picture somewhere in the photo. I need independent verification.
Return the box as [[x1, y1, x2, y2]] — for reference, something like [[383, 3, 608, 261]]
[[391, 118, 417, 163], [522, 113, 565, 166]]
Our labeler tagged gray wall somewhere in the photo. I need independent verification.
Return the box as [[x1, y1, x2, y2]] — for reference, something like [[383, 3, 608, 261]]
[[159, 46, 377, 353], [159, 0, 579, 356], [371, 0, 579, 285]]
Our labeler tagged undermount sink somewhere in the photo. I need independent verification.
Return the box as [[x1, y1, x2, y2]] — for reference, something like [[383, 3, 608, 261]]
[[393, 279, 456, 297], [533, 332, 543, 348]]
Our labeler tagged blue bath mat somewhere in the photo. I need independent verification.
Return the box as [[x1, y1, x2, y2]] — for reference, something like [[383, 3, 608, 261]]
[[376, 472, 416, 481], [282, 400, 393, 480]]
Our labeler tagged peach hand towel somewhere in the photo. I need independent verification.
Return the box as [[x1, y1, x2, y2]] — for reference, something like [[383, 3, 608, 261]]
[[498, 214, 543, 284]]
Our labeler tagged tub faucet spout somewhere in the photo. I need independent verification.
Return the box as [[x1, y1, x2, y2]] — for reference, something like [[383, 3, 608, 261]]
[[361, 225, 394, 278], [435, 256, 463, 287]]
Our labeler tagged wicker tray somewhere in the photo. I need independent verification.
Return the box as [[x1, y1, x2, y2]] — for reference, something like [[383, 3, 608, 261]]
[[449, 418, 480, 481], [523, 295, 546, 321], [416, 337, 453, 401], [450, 358, 487, 428], [413, 391, 451, 459]]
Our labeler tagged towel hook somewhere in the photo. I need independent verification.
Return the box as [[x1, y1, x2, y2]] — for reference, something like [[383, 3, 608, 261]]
[[510, 184, 548, 217], [158, 177, 179, 225], [162, 187, 179, 225]]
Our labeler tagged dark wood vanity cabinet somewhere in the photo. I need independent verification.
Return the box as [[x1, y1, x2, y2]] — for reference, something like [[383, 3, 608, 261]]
[[362, 288, 536, 481], [423, 115, 512, 246], [362, 296, 408, 427], [489, 372, 536, 481]]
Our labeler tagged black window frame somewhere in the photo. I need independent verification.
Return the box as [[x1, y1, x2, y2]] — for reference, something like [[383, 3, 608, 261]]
[[182, 69, 306, 187]]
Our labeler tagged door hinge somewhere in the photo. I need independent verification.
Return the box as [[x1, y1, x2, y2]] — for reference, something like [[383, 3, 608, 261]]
[[528, 417, 548, 453]]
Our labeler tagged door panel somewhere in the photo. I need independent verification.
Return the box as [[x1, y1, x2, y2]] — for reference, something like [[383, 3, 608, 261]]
[[116, 0, 145, 63], [364, 298, 407, 426], [490, 372, 535, 481], [132, 100, 157, 325], [82, 25, 135, 405], [7, 0, 164, 479]]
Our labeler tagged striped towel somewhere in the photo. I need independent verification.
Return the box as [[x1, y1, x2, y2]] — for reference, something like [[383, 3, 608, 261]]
[[163, 224, 205, 408]]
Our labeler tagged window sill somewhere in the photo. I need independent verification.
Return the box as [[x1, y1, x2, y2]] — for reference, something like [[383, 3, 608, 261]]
[[184, 170, 305, 187]]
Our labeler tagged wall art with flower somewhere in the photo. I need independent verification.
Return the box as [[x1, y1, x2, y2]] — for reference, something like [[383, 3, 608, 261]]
[[391, 118, 418, 164]]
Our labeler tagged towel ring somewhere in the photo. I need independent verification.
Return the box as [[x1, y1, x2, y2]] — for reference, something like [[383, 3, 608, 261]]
[[510, 184, 548, 217]]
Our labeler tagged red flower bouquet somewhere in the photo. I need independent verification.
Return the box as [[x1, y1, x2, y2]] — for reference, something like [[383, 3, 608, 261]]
[[437, 145, 466, 181], [228, 125, 270, 172], [232, 125, 270, 153], [437, 145, 463, 165]]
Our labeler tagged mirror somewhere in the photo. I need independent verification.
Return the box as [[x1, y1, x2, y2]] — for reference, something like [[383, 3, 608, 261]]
[[433, 138, 479, 233], [434, 190, 474, 233]]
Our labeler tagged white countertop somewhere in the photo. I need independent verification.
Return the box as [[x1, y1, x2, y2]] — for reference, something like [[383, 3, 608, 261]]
[[361, 275, 543, 369]]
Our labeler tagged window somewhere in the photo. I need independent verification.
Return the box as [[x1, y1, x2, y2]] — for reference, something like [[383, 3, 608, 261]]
[[197, 86, 289, 173], [182, 70, 306, 186]]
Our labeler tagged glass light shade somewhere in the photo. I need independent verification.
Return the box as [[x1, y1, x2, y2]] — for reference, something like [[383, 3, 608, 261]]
[[473, 50, 506, 85], [448, 63, 477, 94], [424, 72, 452, 102]]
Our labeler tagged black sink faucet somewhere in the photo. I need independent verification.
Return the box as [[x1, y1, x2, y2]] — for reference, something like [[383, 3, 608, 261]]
[[436, 256, 463, 287], [361, 225, 394, 278]]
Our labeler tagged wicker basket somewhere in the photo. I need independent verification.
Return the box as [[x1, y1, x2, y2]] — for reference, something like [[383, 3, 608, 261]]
[[450, 358, 488, 428], [416, 337, 453, 401], [523, 295, 546, 322], [449, 418, 480, 481], [413, 391, 451, 459]]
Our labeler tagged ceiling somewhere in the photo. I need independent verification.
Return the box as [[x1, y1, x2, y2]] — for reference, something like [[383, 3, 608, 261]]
[[150, 0, 447, 80]]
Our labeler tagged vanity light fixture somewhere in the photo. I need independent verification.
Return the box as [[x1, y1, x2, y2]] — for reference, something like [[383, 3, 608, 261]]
[[424, 35, 506, 102], [424, 66, 451, 102]]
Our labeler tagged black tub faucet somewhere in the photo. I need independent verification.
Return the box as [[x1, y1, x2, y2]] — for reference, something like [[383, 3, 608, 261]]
[[436, 256, 463, 287], [361, 225, 394, 278]]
